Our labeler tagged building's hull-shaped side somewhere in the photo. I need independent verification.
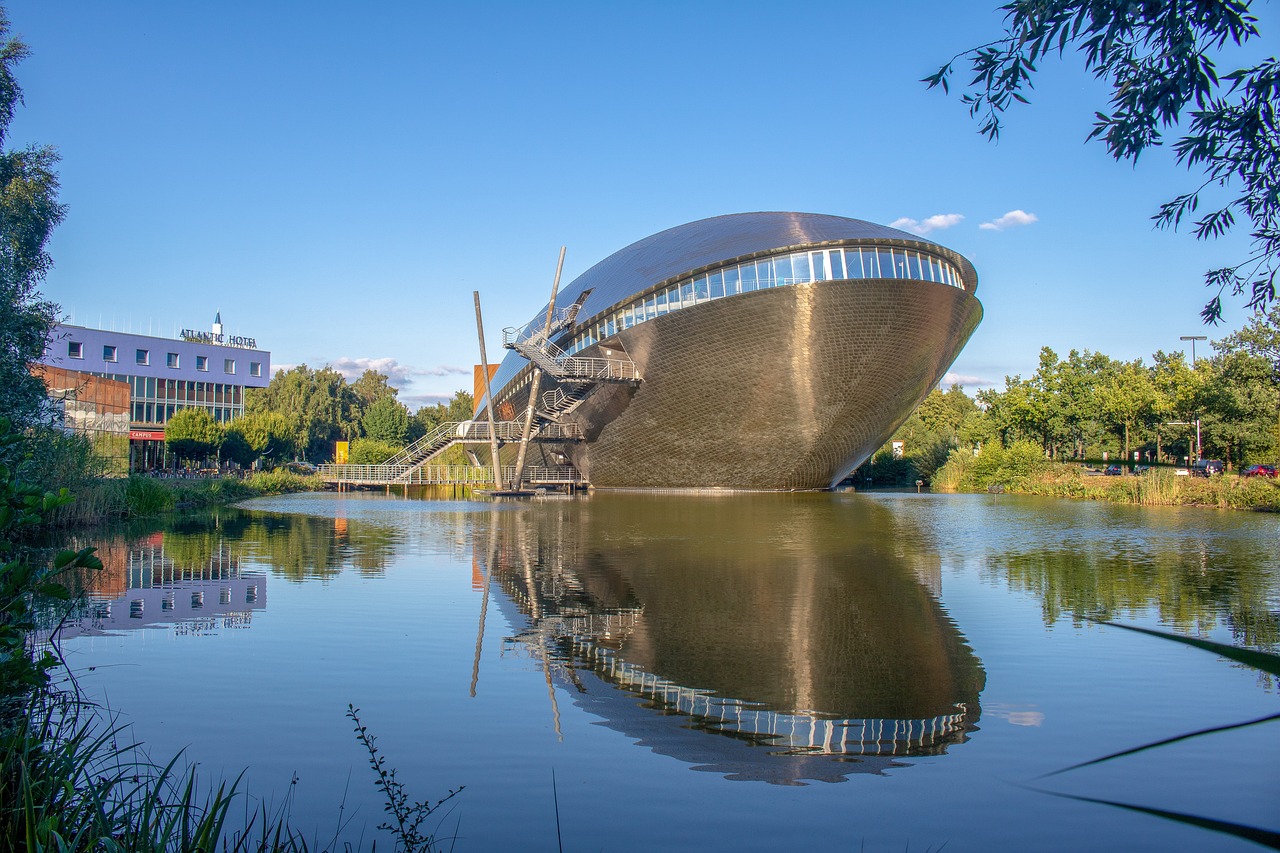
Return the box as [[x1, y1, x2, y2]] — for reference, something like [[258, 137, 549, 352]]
[[485, 212, 983, 491], [504, 277, 980, 490]]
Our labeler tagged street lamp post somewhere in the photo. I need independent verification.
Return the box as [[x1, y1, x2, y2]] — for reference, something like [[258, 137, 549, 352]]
[[1177, 335, 1208, 464], [1180, 334, 1207, 364]]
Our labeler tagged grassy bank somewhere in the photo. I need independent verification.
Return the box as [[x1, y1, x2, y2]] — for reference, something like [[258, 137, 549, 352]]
[[933, 441, 1280, 511], [43, 471, 325, 529]]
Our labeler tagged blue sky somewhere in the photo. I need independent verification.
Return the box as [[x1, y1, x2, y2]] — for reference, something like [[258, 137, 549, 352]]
[[7, 2, 1273, 409]]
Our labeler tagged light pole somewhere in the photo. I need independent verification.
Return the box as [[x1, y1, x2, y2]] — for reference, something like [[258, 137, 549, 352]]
[[1180, 334, 1207, 364]]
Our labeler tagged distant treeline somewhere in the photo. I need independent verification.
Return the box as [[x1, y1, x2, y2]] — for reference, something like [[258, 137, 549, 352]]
[[859, 304, 1280, 486]]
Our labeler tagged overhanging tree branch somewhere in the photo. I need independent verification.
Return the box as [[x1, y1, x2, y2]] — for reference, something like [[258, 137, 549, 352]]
[[925, 0, 1277, 323]]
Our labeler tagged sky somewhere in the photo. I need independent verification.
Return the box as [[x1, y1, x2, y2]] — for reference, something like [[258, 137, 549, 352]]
[[6, 1, 1274, 409]]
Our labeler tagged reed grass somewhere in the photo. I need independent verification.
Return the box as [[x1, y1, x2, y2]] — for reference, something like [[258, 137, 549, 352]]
[[934, 449, 1280, 511]]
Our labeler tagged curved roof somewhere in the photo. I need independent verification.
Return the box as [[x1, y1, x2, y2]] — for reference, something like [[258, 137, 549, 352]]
[[487, 212, 976, 400]]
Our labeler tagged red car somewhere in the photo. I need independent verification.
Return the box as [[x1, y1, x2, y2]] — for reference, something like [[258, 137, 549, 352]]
[[1242, 464, 1277, 478]]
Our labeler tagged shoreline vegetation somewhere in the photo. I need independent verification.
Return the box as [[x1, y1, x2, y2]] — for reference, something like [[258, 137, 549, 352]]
[[929, 441, 1280, 512], [43, 470, 325, 530], [1, 436, 456, 850]]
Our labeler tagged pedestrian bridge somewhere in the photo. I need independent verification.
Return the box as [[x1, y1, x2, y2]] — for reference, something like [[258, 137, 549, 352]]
[[315, 462, 585, 487], [314, 420, 587, 487]]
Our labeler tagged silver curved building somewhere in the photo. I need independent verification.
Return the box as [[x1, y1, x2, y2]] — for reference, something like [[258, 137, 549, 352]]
[[482, 212, 982, 490]]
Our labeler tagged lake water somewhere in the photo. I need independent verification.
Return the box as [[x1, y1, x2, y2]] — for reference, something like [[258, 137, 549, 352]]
[[54, 491, 1279, 851]]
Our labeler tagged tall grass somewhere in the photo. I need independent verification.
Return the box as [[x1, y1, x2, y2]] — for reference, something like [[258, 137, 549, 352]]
[[934, 447, 1280, 511], [2, 694, 317, 852]]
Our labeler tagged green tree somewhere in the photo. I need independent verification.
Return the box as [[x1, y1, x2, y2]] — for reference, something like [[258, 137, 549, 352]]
[[231, 410, 293, 463], [351, 369, 397, 410], [1099, 359, 1159, 461], [1150, 349, 1208, 461], [361, 396, 409, 445], [1200, 348, 1279, 465], [927, 0, 1278, 321], [0, 14, 64, 430], [164, 408, 222, 466], [246, 365, 359, 463]]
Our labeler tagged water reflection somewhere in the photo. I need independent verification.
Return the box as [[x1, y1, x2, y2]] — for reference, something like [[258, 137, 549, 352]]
[[47, 529, 266, 640], [477, 493, 986, 784], [970, 501, 1280, 650]]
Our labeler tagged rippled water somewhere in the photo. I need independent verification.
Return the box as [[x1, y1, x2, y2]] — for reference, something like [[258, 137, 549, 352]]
[[52, 492, 1279, 851]]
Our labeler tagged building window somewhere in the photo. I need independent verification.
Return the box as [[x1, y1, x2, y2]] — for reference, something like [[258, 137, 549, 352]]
[[136, 348, 149, 365], [68, 341, 83, 359], [196, 355, 208, 372], [103, 345, 117, 362], [249, 361, 261, 377], [224, 359, 236, 375], [166, 352, 180, 369]]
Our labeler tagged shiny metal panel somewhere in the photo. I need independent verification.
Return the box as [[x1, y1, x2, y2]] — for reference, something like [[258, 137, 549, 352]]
[[489, 278, 981, 490], [489, 212, 977, 397]]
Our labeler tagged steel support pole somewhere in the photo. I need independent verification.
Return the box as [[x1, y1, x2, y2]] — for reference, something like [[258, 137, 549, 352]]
[[513, 247, 566, 491], [474, 291, 504, 492]]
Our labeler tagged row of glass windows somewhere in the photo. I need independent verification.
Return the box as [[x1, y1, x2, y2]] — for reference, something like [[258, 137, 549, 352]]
[[65, 341, 261, 376], [563, 245, 964, 355], [90, 374, 248, 425], [132, 402, 242, 425], [122, 376, 244, 406]]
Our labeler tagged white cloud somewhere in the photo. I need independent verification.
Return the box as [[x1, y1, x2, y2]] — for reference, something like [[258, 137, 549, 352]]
[[326, 357, 468, 388], [980, 209, 1038, 231], [942, 371, 996, 389], [400, 392, 458, 410], [889, 213, 964, 236]]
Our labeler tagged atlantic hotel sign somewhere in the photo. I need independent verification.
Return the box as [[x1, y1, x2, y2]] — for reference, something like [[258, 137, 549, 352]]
[[179, 329, 258, 349]]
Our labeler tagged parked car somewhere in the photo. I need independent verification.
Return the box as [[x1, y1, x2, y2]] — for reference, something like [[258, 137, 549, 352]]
[[1242, 464, 1277, 478], [1190, 459, 1225, 477], [1104, 464, 1124, 476]]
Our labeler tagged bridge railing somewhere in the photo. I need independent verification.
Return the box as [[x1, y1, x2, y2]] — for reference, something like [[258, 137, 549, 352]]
[[315, 463, 587, 486]]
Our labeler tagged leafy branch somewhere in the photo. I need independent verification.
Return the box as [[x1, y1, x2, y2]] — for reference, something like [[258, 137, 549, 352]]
[[347, 705, 463, 853], [925, 0, 1277, 323]]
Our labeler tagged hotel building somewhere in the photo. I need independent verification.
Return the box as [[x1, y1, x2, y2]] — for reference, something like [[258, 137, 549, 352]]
[[37, 315, 271, 470]]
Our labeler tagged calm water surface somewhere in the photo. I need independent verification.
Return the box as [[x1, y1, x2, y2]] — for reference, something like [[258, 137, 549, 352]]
[[57, 492, 1279, 851]]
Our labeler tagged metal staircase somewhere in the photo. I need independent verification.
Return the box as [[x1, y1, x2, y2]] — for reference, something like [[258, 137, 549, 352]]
[[541, 387, 591, 419]]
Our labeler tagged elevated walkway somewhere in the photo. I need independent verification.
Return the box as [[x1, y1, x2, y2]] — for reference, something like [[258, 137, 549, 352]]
[[318, 420, 584, 485], [315, 463, 586, 487], [502, 333, 640, 383]]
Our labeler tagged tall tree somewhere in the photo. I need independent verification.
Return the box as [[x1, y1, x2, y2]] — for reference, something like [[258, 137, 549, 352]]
[[926, 1, 1278, 321], [165, 408, 222, 466], [361, 396, 409, 445], [1099, 359, 1159, 460], [350, 369, 397, 410], [0, 11, 65, 429], [246, 365, 359, 463]]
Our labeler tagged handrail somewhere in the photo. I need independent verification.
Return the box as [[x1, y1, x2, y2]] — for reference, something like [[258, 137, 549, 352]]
[[508, 334, 640, 382], [314, 463, 586, 486]]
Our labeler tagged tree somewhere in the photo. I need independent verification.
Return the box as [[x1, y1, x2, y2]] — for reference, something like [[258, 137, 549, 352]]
[[1099, 359, 1159, 460], [164, 408, 222, 466], [237, 410, 294, 463], [361, 396, 408, 445], [246, 365, 359, 463], [926, 1, 1278, 321], [0, 13, 65, 430], [350, 369, 397, 410]]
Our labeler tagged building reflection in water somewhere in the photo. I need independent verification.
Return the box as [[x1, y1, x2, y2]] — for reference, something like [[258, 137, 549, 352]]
[[49, 530, 266, 640], [475, 493, 986, 785]]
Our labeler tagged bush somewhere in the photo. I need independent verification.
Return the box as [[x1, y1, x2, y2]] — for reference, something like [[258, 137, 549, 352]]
[[349, 438, 400, 464], [125, 475, 175, 517]]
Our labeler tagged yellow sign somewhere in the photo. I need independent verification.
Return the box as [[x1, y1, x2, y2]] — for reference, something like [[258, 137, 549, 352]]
[[335, 441, 349, 464]]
